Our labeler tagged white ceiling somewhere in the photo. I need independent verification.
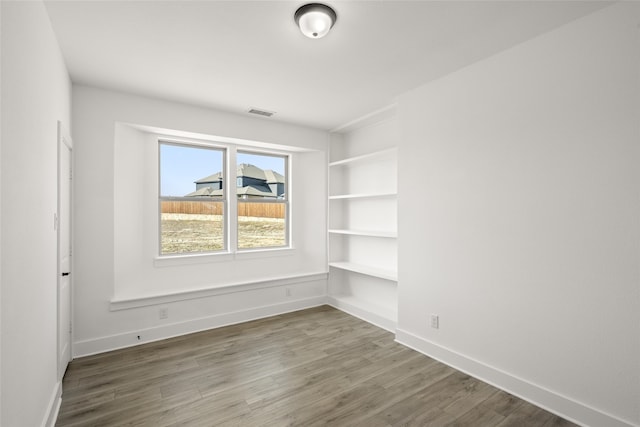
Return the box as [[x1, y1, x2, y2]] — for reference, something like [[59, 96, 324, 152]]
[[44, 1, 609, 130]]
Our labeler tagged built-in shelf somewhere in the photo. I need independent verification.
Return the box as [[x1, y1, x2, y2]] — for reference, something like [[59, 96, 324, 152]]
[[328, 107, 398, 333], [328, 192, 397, 200], [328, 229, 397, 238], [326, 294, 397, 332], [329, 147, 398, 168], [329, 261, 398, 282]]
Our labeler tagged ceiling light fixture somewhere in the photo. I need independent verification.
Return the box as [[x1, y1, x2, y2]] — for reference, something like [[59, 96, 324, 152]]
[[294, 3, 337, 39]]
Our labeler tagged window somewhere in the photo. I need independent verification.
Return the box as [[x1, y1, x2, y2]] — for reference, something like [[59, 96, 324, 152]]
[[158, 141, 290, 256], [237, 151, 288, 249], [159, 142, 226, 255]]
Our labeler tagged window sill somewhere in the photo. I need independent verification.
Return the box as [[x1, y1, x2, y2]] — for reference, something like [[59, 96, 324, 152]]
[[235, 246, 294, 260], [154, 251, 234, 267], [154, 247, 294, 267]]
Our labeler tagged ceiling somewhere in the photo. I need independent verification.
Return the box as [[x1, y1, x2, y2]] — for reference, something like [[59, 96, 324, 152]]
[[44, 1, 610, 131]]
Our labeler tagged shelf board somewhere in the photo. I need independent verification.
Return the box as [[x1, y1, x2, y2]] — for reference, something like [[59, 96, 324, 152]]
[[329, 261, 398, 281], [328, 192, 397, 200], [329, 147, 397, 167], [326, 294, 397, 332], [328, 229, 397, 238]]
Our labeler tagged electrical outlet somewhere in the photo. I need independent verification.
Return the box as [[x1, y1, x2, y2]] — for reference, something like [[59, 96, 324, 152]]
[[285, 288, 291, 297], [159, 307, 169, 319], [430, 314, 439, 329]]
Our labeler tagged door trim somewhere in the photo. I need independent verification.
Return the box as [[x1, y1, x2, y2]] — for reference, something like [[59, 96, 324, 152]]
[[57, 121, 73, 379]]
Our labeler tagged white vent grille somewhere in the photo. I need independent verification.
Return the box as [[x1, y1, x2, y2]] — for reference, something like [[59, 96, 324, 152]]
[[248, 108, 275, 117]]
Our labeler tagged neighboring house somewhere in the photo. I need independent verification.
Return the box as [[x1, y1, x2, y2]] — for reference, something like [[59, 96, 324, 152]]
[[187, 163, 285, 199], [195, 172, 223, 191], [188, 172, 224, 197]]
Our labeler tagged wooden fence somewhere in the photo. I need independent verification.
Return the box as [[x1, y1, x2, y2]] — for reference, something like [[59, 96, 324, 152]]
[[161, 201, 285, 219], [238, 203, 285, 219]]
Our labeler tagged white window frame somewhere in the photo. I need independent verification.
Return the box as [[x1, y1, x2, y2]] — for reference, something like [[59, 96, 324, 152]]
[[158, 140, 228, 256], [236, 149, 290, 252], [157, 138, 292, 259]]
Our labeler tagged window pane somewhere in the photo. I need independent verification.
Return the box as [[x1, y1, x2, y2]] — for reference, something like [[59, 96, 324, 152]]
[[236, 152, 286, 200], [159, 142, 226, 255], [238, 202, 286, 249], [160, 200, 224, 254], [236, 152, 288, 249], [160, 143, 224, 198]]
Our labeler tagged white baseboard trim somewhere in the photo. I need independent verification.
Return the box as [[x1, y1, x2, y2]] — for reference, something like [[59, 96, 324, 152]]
[[326, 295, 396, 332], [74, 296, 326, 357], [395, 328, 638, 427], [43, 381, 62, 427]]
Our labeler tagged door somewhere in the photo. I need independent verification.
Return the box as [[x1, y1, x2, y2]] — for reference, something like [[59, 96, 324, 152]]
[[58, 122, 72, 379]]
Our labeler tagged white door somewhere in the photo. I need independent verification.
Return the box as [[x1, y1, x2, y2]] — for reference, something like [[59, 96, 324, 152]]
[[58, 122, 72, 379]]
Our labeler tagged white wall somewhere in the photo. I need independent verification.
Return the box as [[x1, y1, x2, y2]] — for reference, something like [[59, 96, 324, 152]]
[[73, 86, 328, 356], [1, 2, 71, 426], [1, 3, 3, 423], [1, 3, 3, 422], [397, 3, 640, 427]]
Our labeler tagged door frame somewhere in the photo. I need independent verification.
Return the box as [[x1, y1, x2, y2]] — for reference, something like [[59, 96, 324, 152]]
[[57, 121, 73, 379]]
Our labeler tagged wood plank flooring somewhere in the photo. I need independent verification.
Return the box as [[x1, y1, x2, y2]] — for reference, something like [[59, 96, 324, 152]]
[[57, 306, 577, 427]]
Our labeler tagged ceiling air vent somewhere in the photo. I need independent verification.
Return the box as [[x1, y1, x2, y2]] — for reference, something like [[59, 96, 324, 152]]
[[248, 108, 275, 117]]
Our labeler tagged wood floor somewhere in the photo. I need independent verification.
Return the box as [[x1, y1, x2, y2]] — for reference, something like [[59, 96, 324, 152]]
[[57, 306, 576, 427]]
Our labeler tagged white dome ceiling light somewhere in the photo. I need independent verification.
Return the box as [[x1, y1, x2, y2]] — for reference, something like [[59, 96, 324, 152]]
[[294, 3, 337, 39]]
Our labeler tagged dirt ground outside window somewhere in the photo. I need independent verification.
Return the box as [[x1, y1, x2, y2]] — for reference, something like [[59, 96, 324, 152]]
[[160, 213, 285, 254]]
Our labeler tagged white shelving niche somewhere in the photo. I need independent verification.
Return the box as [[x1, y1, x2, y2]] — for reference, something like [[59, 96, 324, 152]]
[[327, 105, 398, 332]]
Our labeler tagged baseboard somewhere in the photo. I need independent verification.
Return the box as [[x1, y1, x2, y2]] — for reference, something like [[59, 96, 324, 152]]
[[395, 328, 637, 427], [74, 296, 326, 357], [326, 295, 396, 332], [43, 380, 62, 427]]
